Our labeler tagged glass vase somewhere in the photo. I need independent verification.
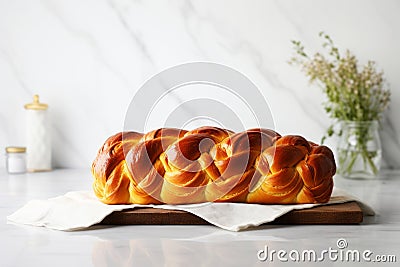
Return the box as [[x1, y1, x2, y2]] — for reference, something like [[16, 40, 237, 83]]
[[337, 120, 382, 179]]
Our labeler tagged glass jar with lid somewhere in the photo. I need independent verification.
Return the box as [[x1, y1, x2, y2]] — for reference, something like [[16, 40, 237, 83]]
[[5, 147, 27, 174]]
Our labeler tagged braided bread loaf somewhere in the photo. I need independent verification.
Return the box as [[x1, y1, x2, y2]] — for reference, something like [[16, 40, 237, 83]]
[[92, 127, 335, 205]]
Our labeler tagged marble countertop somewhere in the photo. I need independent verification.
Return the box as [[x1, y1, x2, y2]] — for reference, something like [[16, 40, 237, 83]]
[[1, 169, 399, 266]]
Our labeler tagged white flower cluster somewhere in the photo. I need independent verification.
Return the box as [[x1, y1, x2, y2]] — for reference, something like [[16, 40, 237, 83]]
[[289, 32, 390, 125]]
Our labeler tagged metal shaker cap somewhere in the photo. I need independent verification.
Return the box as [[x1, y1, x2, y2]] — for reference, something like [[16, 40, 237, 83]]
[[24, 95, 48, 110], [5, 147, 26, 153]]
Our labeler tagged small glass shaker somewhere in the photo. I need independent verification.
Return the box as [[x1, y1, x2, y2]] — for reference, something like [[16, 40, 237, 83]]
[[5, 147, 27, 174]]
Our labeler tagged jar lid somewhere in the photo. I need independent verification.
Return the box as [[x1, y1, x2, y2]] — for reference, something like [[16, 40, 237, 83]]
[[24, 95, 48, 110], [6, 147, 26, 153]]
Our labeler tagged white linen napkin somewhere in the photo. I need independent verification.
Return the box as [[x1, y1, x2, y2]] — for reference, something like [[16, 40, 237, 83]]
[[7, 188, 374, 232]]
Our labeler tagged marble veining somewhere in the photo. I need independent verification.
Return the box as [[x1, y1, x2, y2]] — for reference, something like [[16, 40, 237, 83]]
[[0, 0, 399, 168]]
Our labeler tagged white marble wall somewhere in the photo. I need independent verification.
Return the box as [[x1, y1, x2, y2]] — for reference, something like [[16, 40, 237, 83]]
[[1, 0, 399, 169]]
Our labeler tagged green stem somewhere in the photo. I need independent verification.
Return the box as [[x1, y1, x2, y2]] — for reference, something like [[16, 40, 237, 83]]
[[363, 148, 378, 175], [345, 151, 358, 175]]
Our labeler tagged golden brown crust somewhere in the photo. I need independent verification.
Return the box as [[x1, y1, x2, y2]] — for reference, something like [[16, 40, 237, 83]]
[[91, 127, 335, 204]]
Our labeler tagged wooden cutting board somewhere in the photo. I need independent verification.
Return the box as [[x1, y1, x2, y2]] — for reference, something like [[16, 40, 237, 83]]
[[100, 201, 363, 226]]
